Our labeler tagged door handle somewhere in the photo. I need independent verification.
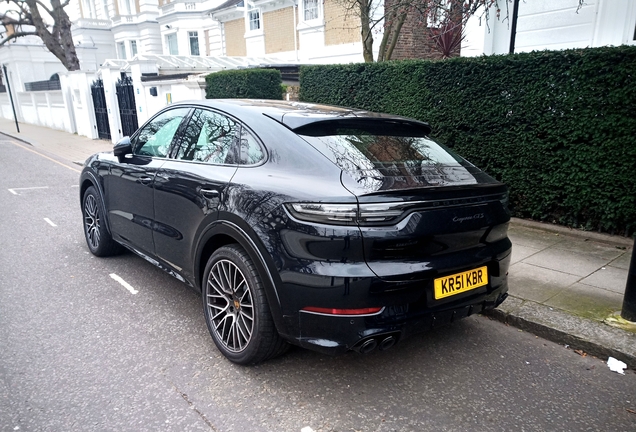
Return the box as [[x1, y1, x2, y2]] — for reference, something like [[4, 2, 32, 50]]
[[138, 176, 153, 185], [201, 189, 220, 198]]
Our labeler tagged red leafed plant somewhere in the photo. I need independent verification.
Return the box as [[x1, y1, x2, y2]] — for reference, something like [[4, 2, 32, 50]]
[[431, 20, 466, 58]]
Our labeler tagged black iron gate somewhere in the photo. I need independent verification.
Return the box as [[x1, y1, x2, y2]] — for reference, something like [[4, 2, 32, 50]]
[[90, 79, 111, 140], [116, 73, 138, 137]]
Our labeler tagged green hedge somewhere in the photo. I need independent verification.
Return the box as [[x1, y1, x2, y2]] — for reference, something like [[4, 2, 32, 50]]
[[299, 46, 636, 235], [205, 68, 282, 99]]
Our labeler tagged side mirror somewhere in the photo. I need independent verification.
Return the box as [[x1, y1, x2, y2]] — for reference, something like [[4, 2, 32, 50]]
[[113, 136, 132, 157]]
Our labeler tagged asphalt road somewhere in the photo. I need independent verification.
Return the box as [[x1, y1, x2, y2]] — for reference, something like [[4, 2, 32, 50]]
[[1, 137, 635, 432]]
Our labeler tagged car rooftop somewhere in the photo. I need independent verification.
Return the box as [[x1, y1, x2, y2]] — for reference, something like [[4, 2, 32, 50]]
[[172, 99, 432, 132]]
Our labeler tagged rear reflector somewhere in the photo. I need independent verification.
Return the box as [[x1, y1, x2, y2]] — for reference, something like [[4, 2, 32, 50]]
[[302, 306, 383, 315]]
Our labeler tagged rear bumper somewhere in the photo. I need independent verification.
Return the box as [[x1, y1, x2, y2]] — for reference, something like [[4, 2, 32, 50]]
[[281, 249, 512, 355]]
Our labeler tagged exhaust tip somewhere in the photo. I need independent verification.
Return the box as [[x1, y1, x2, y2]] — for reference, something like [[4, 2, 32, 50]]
[[378, 336, 396, 351], [358, 338, 378, 354]]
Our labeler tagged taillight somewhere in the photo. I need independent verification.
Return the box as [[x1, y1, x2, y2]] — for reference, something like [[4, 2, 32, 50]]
[[286, 202, 407, 226], [301, 306, 383, 315], [288, 203, 357, 224]]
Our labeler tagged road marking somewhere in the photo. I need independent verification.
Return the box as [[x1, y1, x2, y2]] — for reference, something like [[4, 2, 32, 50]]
[[109, 273, 139, 295], [8, 186, 49, 195], [6, 140, 81, 173], [43, 218, 57, 227]]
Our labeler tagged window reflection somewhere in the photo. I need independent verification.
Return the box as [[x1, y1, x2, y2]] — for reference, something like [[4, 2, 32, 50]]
[[238, 128, 265, 165], [134, 108, 190, 158], [177, 109, 240, 164], [301, 130, 476, 189]]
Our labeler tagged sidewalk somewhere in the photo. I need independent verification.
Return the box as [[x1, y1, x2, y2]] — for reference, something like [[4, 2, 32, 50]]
[[0, 118, 112, 164], [1, 118, 634, 367]]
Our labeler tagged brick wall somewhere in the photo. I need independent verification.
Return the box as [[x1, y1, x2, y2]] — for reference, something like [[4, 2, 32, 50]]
[[324, 0, 360, 46], [264, 7, 298, 54], [383, 0, 461, 60], [225, 19, 247, 57]]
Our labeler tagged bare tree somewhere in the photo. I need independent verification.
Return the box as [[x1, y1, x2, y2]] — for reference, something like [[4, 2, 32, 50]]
[[350, 0, 589, 62], [0, 0, 79, 71], [347, 0, 506, 62]]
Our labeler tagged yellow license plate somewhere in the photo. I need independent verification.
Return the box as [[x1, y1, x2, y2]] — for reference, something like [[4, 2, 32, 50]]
[[434, 266, 488, 300]]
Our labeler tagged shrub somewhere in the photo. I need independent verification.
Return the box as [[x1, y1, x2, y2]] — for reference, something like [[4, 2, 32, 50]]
[[299, 46, 636, 235], [205, 68, 282, 100]]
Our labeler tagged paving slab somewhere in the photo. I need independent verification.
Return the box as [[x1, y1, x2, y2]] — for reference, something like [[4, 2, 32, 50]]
[[509, 244, 541, 264], [507, 262, 579, 303], [507, 226, 564, 250], [580, 266, 629, 294], [523, 247, 610, 277], [609, 252, 632, 270], [544, 283, 624, 321], [551, 238, 625, 261]]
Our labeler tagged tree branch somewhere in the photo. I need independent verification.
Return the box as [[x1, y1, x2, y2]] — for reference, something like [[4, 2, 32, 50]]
[[0, 31, 39, 46], [34, 0, 54, 17]]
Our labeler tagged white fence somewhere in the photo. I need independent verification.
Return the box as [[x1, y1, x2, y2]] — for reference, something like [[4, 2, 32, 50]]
[[0, 55, 284, 143], [0, 63, 207, 143], [16, 91, 72, 132]]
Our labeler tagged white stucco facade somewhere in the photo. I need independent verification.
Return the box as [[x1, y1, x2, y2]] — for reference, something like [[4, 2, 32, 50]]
[[462, 0, 636, 57]]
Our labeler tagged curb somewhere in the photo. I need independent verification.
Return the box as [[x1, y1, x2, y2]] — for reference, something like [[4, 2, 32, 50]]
[[484, 296, 636, 369], [0, 129, 36, 147]]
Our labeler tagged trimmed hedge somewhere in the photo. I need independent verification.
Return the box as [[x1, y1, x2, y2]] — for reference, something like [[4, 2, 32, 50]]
[[205, 68, 282, 99], [299, 46, 636, 235]]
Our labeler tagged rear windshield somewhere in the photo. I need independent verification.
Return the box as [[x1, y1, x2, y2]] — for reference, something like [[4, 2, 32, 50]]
[[298, 128, 466, 176]]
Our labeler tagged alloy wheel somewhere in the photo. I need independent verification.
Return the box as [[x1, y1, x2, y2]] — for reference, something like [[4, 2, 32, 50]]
[[84, 194, 101, 250], [206, 259, 255, 352]]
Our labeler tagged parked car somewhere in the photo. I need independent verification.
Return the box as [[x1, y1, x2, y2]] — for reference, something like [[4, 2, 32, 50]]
[[80, 99, 512, 365]]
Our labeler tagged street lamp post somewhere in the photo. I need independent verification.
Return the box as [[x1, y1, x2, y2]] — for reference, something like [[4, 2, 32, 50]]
[[2, 64, 20, 133], [620, 236, 636, 322]]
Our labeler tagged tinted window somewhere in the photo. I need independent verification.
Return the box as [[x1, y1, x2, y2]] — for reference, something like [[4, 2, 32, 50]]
[[299, 125, 480, 187], [299, 128, 464, 175], [134, 108, 190, 157], [238, 127, 265, 165], [176, 109, 240, 164]]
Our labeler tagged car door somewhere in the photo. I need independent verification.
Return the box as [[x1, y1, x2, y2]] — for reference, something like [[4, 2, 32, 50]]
[[152, 108, 240, 280], [105, 107, 191, 255]]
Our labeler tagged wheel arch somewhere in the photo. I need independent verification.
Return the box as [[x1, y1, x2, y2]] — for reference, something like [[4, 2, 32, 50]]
[[194, 220, 288, 338], [79, 171, 113, 236]]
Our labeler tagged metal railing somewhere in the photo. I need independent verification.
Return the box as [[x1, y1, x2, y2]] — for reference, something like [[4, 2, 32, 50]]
[[24, 79, 61, 92]]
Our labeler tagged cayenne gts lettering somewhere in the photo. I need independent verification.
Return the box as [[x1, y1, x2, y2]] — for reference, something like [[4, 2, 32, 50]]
[[452, 213, 485, 223]]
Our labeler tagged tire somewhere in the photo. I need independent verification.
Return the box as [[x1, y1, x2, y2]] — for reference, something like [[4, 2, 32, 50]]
[[82, 186, 124, 257], [202, 244, 288, 365]]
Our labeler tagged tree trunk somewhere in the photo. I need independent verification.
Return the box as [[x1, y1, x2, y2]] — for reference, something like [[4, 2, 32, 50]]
[[377, 11, 396, 62], [359, 0, 375, 62], [384, 11, 407, 61], [24, 0, 80, 71]]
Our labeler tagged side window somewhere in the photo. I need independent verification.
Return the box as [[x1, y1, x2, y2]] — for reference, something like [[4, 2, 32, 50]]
[[176, 109, 240, 164], [134, 108, 190, 158], [238, 127, 265, 165]]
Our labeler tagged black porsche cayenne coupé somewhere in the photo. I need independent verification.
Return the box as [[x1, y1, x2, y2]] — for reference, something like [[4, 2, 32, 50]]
[[80, 99, 512, 364]]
